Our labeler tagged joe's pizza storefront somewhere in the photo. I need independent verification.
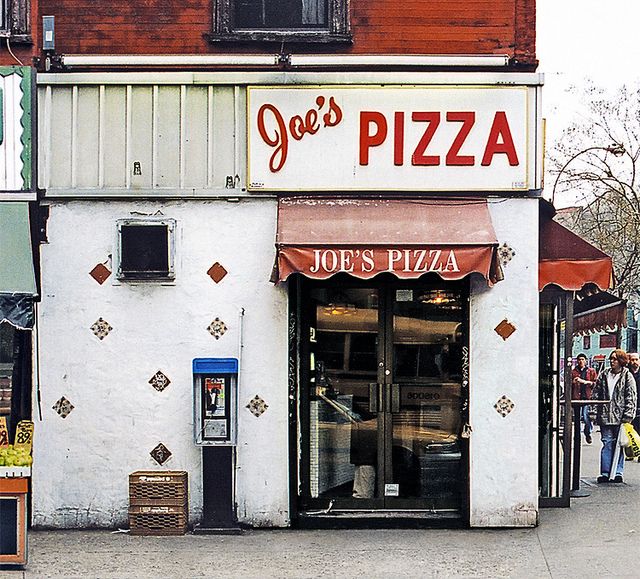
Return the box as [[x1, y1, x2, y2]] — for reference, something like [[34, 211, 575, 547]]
[[35, 72, 547, 529], [278, 198, 503, 520], [249, 79, 544, 526]]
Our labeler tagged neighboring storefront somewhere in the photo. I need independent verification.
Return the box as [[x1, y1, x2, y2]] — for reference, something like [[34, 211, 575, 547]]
[[0, 65, 37, 447], [34, 70, 544, 528], [0, 67, 37, 566], [538, 208, 614, 505]]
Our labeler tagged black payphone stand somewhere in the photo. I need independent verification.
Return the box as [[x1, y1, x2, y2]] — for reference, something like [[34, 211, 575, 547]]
[[192, 358, 242, 534]]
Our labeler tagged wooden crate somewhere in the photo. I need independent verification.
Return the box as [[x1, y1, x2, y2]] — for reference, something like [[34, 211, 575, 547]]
[[129, 471, 187, 506], [129, 504, 188, 536]]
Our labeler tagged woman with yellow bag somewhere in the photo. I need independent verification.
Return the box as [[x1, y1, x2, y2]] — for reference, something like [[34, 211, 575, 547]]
[[591, 349, 637, 483]]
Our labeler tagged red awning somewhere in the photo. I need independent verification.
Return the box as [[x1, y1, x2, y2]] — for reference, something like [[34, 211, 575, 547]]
[[276, 197, 501, 283], [539, 219, 613, 291]]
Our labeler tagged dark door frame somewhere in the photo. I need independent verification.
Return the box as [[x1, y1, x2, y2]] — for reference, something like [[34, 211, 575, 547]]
[[288, 273, 470, 519], [539, 287, 573, 508]]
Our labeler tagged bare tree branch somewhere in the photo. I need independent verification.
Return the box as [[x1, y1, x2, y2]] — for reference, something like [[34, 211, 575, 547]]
[[551, 84, 640, 301]]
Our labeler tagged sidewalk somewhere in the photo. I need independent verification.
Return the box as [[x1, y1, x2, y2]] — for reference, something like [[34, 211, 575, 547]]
[[3, 439, 639, 578]]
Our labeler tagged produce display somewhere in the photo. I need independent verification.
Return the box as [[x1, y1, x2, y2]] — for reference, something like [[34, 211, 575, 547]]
[[0, 418, 33, 470], [0, 445, 32, 466]]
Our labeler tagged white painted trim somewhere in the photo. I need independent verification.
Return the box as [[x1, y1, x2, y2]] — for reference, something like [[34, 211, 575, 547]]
[[41, 188, 275, 199], [38, 71, 545, 87], [207, 86, 215, 189], [98, 85, 105, 188], [71, 86, 78, 188], [61, 54, 281, 67], [60, 53, 509, 69], [0, 192, 37, 201], [289, 54, 510, 67]]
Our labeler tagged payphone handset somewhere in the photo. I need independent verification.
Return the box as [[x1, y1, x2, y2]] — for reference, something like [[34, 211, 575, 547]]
[[193, 358, 238, 446]]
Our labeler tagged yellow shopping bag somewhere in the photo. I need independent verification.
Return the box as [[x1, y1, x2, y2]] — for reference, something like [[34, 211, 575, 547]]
[[623, 423, 640, 458]]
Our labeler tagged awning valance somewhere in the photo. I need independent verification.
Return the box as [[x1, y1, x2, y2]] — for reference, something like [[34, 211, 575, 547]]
[[0, 202, 37, 329], [276, 197, 501, 283], [539, 219, 613, 292], [573, 291, 627, 336]]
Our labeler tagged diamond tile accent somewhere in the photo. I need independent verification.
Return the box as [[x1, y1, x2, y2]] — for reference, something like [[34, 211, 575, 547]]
[[494, 319, 516, 341], [497, 243, 516, 266], [91, 317, 113, 340], [495, 395, 515, 417], [207, 262, 228, 284], [89, 263, 112, 285], [246, 395, 269, 418], [52, 396, 75, 419], [149, 370, 171, 392], [150, 443, 172, 465], [207, 317, 228, 340]]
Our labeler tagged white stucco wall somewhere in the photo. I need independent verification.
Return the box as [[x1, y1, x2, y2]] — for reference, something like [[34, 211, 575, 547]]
[[468, 197, 539, 527], [33, 198, 290, 528]]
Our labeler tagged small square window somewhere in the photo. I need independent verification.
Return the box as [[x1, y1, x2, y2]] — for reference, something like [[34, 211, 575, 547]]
[[210, 0, 350, 43], [583, 335, 591, 349], [116, 219, 175, 281]]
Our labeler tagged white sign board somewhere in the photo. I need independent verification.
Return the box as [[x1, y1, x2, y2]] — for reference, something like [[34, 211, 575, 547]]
[[247, 86, 531, 192]]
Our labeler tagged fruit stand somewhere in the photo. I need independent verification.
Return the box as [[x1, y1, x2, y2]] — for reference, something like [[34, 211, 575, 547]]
[[0, 420, 33, 567]]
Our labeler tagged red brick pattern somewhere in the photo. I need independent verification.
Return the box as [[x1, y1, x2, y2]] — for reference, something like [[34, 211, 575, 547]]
[[38, 0, 536, 65]]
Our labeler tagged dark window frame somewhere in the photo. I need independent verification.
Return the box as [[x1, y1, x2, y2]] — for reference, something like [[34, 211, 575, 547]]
[[0, 0, 31, 44], [208, 0, 351, 44], [116, 219, 176, 282]]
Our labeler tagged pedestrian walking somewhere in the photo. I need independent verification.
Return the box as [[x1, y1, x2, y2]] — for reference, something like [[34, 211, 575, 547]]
[[572, 353, 597, 444], [629, 353, 640, 432], [629, 352, 640, 463], [591, 349, 637, 483]]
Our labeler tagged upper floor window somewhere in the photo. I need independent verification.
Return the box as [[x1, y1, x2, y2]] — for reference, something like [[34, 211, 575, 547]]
[[236, 0, 327, 29], [0, 0, 31, 42], [210, 0, 350, 43]]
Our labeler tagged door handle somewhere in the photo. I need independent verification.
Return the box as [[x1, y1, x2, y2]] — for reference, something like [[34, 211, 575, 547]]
[[369, 383, 379, 413], [391, 383, 400, 413]]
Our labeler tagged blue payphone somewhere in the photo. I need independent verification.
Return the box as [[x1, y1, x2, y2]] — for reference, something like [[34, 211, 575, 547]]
[[193, 358, 238, 446]]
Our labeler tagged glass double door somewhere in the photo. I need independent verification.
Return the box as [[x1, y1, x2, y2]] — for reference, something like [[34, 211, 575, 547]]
[[302, 278, 467, 512]]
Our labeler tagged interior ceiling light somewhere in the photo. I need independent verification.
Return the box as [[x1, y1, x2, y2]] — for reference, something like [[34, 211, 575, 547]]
[[322, 303, 357, 316], [419, 291, 457, 305]]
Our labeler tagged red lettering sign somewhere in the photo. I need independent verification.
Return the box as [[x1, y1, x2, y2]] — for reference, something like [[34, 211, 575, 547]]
[[358, 109, 519, 168], [278, 245, 497, 282], [256, 96, 343, 173]]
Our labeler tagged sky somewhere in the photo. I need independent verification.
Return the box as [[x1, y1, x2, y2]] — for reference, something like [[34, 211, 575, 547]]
[[537, 0, 640, 205]]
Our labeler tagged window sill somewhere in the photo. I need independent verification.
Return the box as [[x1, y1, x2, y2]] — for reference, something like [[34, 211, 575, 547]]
[[116, 275, 176, 283], [0, 32, 33, 45], [205, 31, 352, 45]]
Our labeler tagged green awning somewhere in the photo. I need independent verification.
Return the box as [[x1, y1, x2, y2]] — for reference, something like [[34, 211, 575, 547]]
[[0, 202, 37, 329]]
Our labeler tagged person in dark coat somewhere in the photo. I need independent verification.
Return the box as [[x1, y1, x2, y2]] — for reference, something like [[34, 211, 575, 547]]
[[572, 353, 598, 444]]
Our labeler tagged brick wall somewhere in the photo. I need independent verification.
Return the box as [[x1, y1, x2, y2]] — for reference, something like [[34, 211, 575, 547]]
[[38, 0, 536, 65]]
